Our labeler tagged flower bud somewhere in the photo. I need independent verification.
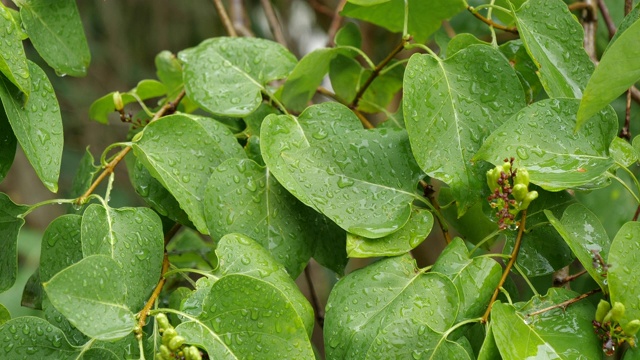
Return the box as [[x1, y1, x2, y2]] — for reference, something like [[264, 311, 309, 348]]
[[162, 328, 177, 346], [155, 313, 170, 330], [520, 191, 538, 210], [113, 91, 124, 111], [611, 302, 626, 323], [512, 183, 528, 202], [502, 161, 511, 173], [514, 168, 530, 187], [595, 300, 611, 323], [159, 345, 172, 359], [168, 335, 186, 351], [623, 319, 640, 336], [487, 166, 502, 191]]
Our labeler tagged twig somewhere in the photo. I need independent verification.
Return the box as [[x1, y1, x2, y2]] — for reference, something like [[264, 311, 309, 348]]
[[482, 210, 527, 322], [326, 0, 348, 47], [136, 254, 171, 336], [76, 90, 186, 205], [420, 180, 451, 244], [626, 0, 633, 15], [597, 0, 617, 39], [620, 90, 632, 140], [304, 264, 324, 328], [552, 266, 572, 290], [467, 6, 518, 34], [568, 2, 595, 13], [353, 109, 375, 129], [554, 268, 588, 286], [526, 288, 602, 317], [212, 0, 238, 37], [230, 0, 254, 37], [317, 86, 348, 104], [261, 0, 287, 47], [349, 37, 409, 110], [309, 0, 334, 17], [633, 204, 640, 221], [580, 0, 598, 62]]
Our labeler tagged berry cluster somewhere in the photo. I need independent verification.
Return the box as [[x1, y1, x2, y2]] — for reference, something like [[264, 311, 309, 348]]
[[486, 158, 538, 230], [155, 313, 203, 360], [593, 300, 640, 355]]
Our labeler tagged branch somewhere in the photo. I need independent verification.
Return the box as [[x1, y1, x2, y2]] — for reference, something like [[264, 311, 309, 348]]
[[326, 0, 348, 47], [467, 6, 518, 34], [261, 0, 287, 47], [420, 180, 451, 244], [317, 86, 375, 129], [212, 0, 238, 37], [597, 0, 617, 39], [554, 268, 588, 286], [482, 210, 528, 323], [230, 0, 254, 37], [526, 288, 602, 317], [76, 90, 186, 205]]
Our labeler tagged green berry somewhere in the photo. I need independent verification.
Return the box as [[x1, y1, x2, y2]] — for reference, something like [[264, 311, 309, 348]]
[[623, 319, 640, 336], [512, 183, 528, 202], [185, 346, 202, 360], [155, 313, 170, 330], [514, 168, 530, 187], [162, 328, 177, 346], [168, 335, 186, 351], [611, 302, 626, 322], [520, 191, 538, 210], [113, 91, 124, 111], [595, 300, 611, 323], [159, 345, 172, 359], [487, 167, 502, 191]]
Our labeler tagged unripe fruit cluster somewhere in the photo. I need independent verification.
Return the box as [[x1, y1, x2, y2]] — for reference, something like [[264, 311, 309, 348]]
[[154, 313, 202, 360], [486, 158, 538, 229], [593, 300, 640, 355]]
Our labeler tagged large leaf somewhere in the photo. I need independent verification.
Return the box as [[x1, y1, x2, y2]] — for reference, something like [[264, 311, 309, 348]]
[[132, 113, 245, 233], [492, 289, 601, 359], [403, 45, 526, 214], [261, 109, 423, 238], [0, 193, 28, 292], [18, 0, 90, 76], [577, 19, 640, 127], [324, 254, 468, 359], [475, 99, 617, 191], [608, 222, 640, 329], [205, 158, 346, 277], [545, 204, 610, 291], [0, 5, 29, 96], [39, 215, 83, 282], [176, 235, 314, 359], [81, 204, 164, 310], [432, 237, 501, 321], [0, 109, 16, 182], [178, 37, 297, 116], [43, 255, 136, 341], [346, 206, 433, 257], [512, 0, 594, 98], [342, 0, 466, 43], [0, 61, 62, 192]]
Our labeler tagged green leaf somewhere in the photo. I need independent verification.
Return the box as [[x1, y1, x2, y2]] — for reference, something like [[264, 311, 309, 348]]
[[545, 204, 610, 291], [578, 19, 640, 128], [477, 323, 501, 360], [610, 137, 638, 168], [205, 158, 346, 277], [43, 255, 136, 341], [0, 5, 29, 96], [446, 33, 489, 57], [624, 347, 640, 360], [68, 148, 100, 200], [324, 254, 466, 359], [42, 297, 87, 346], [512, 0, 593, 98], [88, 80, 168, 124], [166, 228, 216, 270], [0, 193, 28, 292], [334, 22, 362, 48], [39, 215, 83, 282], [608, 222, 640, 329], [404, 45, 526, 214], [21, 268, 43, 310], [346, 206, 433, 257], [18, 0, 90, 77], [475, 99, 617, 191], [261, 109, 423, 238], [81, 204, 164, 310], [0, 317, 85, 359], [432, 237, 501, 321], [0, 61, 62, 192], [0, 108, 16, 182], [0, 303, 9, 326], [342, 0, 466, 43], [492, 289, 601, 359], [498, 40, 543, 104], [179, 37, 297, 116], [155, 50, 197, 112], [132, 114, 245, 233]]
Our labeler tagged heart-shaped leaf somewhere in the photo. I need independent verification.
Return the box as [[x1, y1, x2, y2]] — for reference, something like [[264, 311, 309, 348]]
[[39, 215, 83, 282]]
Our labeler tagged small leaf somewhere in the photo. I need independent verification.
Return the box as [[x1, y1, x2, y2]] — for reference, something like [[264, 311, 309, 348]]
[[346, 206, 433, 257], [0, 193, 28, 292], [21, 269, 42, 310], [39, 215, 83, 282], [155, 50, 197, 112], [88, 80, 168, 124], [0, 61, 62, 192], [81, 204, 164, 310], [68, 147, 100, 200], [18, 0, 90, 76], [477, 323, 501, 360], [0, 303, 9, 326], [608, 222, 640, 329], [610, 137, 638, 168], [545, 204, 610, 291], [179, 37, 297, 116], [498, 39, 543, 104], [404, 45, 526, 214], [132, 114, 245, 233], [475, 99, 617, 191], [432, 237, 501, 321], [577, 19, 640, 127], [166, 228, 216, 270], [334, 22, 362, 48], [446, 33, 489, 57], [0, 109, 16, 182], [43, 255, 136, 341], [0, 317, 85, 358], [0, 5, 30, 96], [492, 289, 601, 359], [512, 0, 594, 98]]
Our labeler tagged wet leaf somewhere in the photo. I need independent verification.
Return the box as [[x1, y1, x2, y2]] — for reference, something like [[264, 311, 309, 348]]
[[0, 317, 86, 359], [446, 33, 489, 57], [545, 204, 610, 291], [477, 323, 501, 360], [492, 288, 601, 359], [68, 148, 100, 201], [608, 222, 640, 329], [132, 113, 245, 233], [89, 80, 167, 124], [610, 137, 638, 168], [0, 303, 9, 326], [432, 237, 501, 321], [0, 193, 28, 292], [404, 45, 526, 214], [205, 158, 346, 277], [324, 255, 466, 359], [179, 37, 296, 116], [166, 228, 216, 270], [346, 206, 433, 257], [81, 204, 164, 310], [498, 39, 543, 104], [512, 0, 593, 98], [0, 5, 29, 96], [39, 215, 83, 283], [0, 109, 16, 182], [43, 255, 136, 341], [0, 61, 62, 192], [475, 99, 617, 191], [18, 0, 90, 76]]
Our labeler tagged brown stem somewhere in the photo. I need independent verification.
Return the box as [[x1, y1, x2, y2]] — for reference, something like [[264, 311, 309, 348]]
[[304, 264, 324, 328], [76, 90, 186, 205], [467, 6, 518, 34], [620, 90, 632, 140], [568, 2, 595, 13], [317, 86, 348, 104], [230, 0, 254, 37], [212, 0, 238, 37], [136, 253, 171, 336], [349, 37, 408, 110], [632, 204, 640, 221], [419, 180, 451, 244], [597, 0, 617, 39], [326, 0, 348, 47], [625, 0, 633, 15], [526, 288, 602, 317], [309, 0, 334, 17], [261, 0, 287, 47], [554, 268, 588, 286], [482, 210, 528, 323], [580, 0, 598, 62]]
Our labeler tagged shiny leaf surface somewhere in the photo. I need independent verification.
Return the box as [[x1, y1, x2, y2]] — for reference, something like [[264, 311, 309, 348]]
[[0, 5, 29, 96], [608, 222, 640, 329], [0, 193, 28, 292]]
